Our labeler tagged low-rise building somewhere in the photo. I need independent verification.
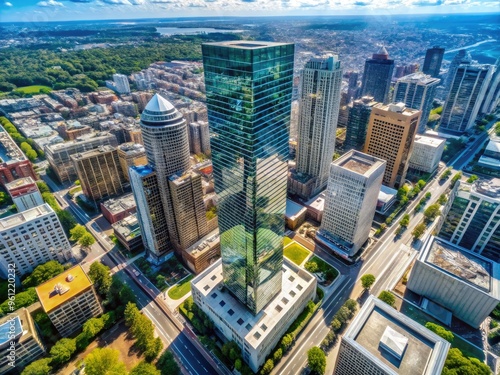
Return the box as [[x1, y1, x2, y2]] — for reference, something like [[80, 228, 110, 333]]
[[0, 308, 46, 374], [5, 177, 43, 212], [333, 295, 450, 375], [182, 229, 220, 274], [406, 236, 500, 328], [112, 213, 142, 252], [285, 199, 307, 230], [0, 127, 37, 187], [478, 138, 500, 170], [408, 135, 445, 174], [191, 258, 316, 372], [36, 265, 103, 337], [100, 193, 137, 224], [304, 192, 325, 223], [376, 185, 398, 215], [0, 204, 72, 278]]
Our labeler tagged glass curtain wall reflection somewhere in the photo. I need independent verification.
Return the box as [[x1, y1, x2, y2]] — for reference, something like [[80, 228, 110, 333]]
[[202, 41, 294, 314]]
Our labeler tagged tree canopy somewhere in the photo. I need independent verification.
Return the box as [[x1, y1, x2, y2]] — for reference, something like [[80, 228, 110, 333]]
[[88, 262, 112, 296], [442, 348, 490, 375], [21, 358, 52, 375], [22, 260, 64, 288], [156, 350, 180, 375], [378, 291, 396, 307], [84, 347, 127, 375], [307, 347, 326, 375], [361, 274, 376, 290], [425, 322, 454, 342], [130, 361, 161, 375]]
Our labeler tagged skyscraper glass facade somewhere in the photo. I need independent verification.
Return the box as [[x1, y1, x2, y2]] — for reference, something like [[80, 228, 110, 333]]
[[202, 41, 294, 314], [422, 46, 445, 78]]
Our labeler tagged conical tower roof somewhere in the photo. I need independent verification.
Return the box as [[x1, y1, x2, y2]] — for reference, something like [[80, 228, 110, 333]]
[[141, 93, 182, 125], [377, 46, 389, 56], [144, 93, 174, 113]]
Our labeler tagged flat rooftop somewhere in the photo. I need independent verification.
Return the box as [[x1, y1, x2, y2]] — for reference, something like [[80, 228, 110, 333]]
[[375, 102, 420, 116], [130, 165, 154, 177], [485, 139, 500, 154], [378, 185, 398, 204], [203, 41, 292, 49], [0, 308, 35, 348], [305, 192, 325, 211], [185, 229, 219, 258], [112, 213, 141, 240], [0, 127, 26, 163], [344, 295, 450, 375], [192, 258, 314, 350], [397, 72, 441, 85], [117, 142, 145, 155], [337, 150, 385, 176], [473, 178, 500, 199], [425, 238, 492, 291], [5, 176, 36, 191], [36, 265, 94, 313], [414, 135, 446, 148], [285, 199, 306, 219], [72, 145, 116, 161], [46, 132, 114, 152], [101, 193, 136, 214], [0, 203, 52, 230]]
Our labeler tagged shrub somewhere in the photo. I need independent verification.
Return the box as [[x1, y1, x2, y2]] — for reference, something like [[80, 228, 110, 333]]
[[425, 322, 454, 342]]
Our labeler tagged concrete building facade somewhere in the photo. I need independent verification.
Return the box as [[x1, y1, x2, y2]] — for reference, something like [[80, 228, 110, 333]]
[[100, 193, 136, 224], [36, 265, 103, 337], [0, 204, 72, 278], [318, 151, 385, 259], [192, 259, 316, 372], [5, 177, 43, 212], [117, 143, 147, 181], [113, 73, 131, 94], [439, 178, 500, 262], [408, 135, 445, 174], [406, 236, 500, 328], [45, 132, 118, 183], [112, 213, 142, 252], [293, 55, 343, 199], [333, 295, 450, 375], [364, 103, 420, 188], [72, 146, 127, 204], [0, 127, 37, 187], [0, 308, 45, 374], [393, 73, 440, 133]]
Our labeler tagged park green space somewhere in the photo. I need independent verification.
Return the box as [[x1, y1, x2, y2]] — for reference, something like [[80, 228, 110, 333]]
[[13, 85, 52, 94], [167, 275, 194, 300], [284, 243, 310, 266]]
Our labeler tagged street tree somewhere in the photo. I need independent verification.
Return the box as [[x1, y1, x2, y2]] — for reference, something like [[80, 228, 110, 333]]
[[307, 347, 326, 375], [424, 204, 441, 222], [88, 262, 112, 296], [360, 274, 376, 290], [78, 232, 95, 249], [49, 338, 76, 366], [85, 348, 126, 375], [399, 214, 410, 228], [425, 322, 454, 342], [70, 224, 87, 241], [156, 350, 180, 375], [130, 361, 160, 375], [378, 291, 396, 307], [412, 222, 427, 240], [21, 358, 52, 375], [83, 317, 105, 339]]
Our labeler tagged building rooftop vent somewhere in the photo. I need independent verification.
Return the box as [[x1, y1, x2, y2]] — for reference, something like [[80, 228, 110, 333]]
[[379, 325, 408, 360], [66, 274, 74, 282], [54, 283, 70, 295]]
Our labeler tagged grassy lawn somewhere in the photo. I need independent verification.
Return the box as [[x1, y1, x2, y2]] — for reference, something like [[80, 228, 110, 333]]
[[14, 85, 52, 94], [283, 236, 293, 246], [307, 255, 339, 280], [284, 243, 310, 266], [168, 275, 194, 300]]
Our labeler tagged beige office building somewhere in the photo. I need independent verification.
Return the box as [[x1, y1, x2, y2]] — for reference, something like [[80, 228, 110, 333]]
[[36, 265, 103, 337], [364, 103, 420, 188], [117, 143, 147, 181], [72, 145, 127, 204]]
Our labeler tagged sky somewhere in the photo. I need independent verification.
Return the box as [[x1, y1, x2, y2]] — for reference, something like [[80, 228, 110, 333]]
[[0, 0, 498, 23]]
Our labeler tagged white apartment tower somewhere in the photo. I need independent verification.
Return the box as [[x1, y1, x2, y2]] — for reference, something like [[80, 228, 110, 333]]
[[318, 151, 385, 259], [294, 55, 343, 199], [0, 204, 72, 278], [113, 73, 131, 94]]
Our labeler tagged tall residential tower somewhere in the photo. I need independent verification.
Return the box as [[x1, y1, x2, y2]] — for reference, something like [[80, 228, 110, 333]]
[[422, 46, 445, 78], [291, 55, 343, 200]]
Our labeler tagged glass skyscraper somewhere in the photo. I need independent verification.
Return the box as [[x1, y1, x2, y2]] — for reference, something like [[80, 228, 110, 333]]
[[422, 46, 445, 78], [360, 47, 394, 104], [202, 41, 294, 314]]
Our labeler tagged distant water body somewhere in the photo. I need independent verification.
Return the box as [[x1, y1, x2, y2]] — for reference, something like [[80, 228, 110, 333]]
[[445, 39, 499, 65], [156, 27, 245, 36]]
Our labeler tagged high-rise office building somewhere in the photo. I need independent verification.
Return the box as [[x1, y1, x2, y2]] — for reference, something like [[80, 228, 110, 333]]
[[317, 151, 385, 259], [360, 46, 395, 104], [130, 94, 208, 263], [439, 178, 500, 262], [189, 121, 211, 156], [442, 49, 472, 96], [440, 63, 493, 134], [408, 135, 446, 174], [116, 143, 147, 181], [292, 55, 343, 199], [364, 103, 420, 188], [72, 146, 127, 204], [113, 73, 131, 94], [202, 41, 294, 314], [422, 46, 445, 78], [5, 177, 43, 212], [344, 96, 378, 152], [393, 72, 440, 133], [333, 295, 450, 375], [0, 204, 72, 278], [481, 58, 500, 114]]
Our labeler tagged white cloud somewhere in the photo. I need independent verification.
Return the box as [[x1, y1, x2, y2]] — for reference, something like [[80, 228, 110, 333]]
[[37, 0, 64, 6], [4, 2, 13, 6]]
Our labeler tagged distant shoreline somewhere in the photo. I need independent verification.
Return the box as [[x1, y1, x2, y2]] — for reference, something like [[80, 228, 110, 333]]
[[445, 39, 497, 55]]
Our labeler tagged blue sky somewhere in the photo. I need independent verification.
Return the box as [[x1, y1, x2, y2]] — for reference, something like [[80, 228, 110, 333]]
[[0, 0, 498, 23]]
